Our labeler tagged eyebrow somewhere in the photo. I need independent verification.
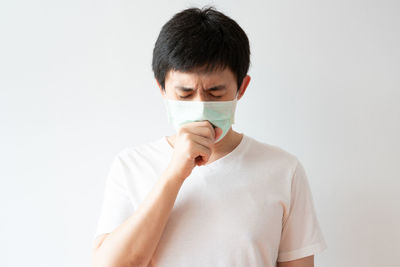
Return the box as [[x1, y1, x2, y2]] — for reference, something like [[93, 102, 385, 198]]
[[175, 85, 227, 92]]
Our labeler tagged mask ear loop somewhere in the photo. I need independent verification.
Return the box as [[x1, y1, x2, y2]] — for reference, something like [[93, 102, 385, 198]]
[[235, 90, 240, 100]]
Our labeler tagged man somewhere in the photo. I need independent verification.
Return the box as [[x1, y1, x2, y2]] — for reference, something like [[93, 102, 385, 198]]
[[92, 6, 327, 267]]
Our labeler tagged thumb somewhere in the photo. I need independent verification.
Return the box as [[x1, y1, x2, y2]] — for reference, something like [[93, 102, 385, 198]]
[[214, 127, 223, 141]]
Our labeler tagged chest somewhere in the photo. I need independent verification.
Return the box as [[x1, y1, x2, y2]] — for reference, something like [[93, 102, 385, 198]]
[[152, 170, 286, 261]]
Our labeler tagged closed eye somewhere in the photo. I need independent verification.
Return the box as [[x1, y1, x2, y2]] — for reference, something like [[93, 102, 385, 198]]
[[179, 95, 222, 99]]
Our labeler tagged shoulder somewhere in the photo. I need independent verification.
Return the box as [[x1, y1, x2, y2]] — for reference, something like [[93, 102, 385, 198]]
[[244, 134, 299, 173], [112, 137, 167, 162]]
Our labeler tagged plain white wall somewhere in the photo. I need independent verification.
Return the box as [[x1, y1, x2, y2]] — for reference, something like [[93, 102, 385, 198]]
[[1, 0, 399, 266]]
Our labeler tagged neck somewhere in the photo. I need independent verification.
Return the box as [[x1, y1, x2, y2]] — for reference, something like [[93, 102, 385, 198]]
[[212, 127, 237, 153]]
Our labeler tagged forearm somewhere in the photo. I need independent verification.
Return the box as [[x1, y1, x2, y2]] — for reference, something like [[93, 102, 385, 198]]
[[93, 169, 184, 267]]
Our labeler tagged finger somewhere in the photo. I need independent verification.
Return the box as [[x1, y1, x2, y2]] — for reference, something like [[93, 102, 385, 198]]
[[192, 144, 212, 164], [182, 121, 216, 141], [191, 134, 214, 149], [214, 127, 222, 141]]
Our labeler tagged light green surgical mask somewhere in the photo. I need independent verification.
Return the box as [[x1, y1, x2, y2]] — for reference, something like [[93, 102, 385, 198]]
[[163, 92, 239, 143]]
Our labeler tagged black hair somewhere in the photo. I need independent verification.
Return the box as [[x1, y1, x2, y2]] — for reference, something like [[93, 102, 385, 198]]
[[152, 6, 250, 92]]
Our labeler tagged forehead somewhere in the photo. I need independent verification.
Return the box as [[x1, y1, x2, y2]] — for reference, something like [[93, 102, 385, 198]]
[[165, 67, 236, 86]]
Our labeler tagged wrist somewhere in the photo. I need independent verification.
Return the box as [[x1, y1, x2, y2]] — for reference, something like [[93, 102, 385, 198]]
[[162, 167, 185, 186]]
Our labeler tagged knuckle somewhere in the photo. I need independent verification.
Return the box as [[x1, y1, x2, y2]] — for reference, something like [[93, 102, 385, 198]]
[[178, 127, 186, 135]]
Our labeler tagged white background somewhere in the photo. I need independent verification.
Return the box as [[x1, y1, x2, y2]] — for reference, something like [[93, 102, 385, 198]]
[[1, 0, 399, 266]]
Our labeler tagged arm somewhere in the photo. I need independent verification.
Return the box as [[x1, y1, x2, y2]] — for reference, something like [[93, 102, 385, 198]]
[[277, 255, 314, 267], [92, 122, 218, 267], [92, 168, 184, 267]]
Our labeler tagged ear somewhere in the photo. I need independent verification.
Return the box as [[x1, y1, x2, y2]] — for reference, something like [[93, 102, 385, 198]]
[[237, 75, 251, 100], [156, 79, 165, 97]]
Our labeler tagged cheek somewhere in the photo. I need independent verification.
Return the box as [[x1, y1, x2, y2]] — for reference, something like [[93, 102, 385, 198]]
[[163, 87, 174, 98], [167, 90, 179, 100]]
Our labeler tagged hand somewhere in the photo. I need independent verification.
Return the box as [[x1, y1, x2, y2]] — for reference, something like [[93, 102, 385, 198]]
[[165, 121, 222, 182]]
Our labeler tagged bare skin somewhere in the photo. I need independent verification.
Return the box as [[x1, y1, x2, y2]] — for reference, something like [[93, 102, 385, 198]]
[[165, 126, 244, 167], [161, 66, 251, 166], [92, 68, 251, 267], [92, 66, 313, 267], [278, 255, 314, 267]]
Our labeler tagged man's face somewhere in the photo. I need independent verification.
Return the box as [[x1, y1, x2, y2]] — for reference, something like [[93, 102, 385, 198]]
[[159, 67, 249, 102]]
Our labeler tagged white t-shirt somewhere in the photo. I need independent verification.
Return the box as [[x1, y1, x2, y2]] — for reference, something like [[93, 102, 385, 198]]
[[94, 133, 327, 266]]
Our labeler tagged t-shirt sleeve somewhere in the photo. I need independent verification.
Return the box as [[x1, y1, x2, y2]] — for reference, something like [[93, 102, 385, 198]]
[[277, 159, 327, 262], [94, 152, 135, 239]]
